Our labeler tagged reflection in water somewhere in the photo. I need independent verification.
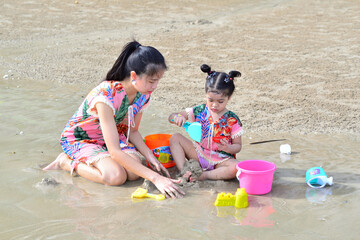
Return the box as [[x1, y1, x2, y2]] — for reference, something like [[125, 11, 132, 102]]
[[280, 153, 291, 163], [215, 196, 275, 228], [305, 187, 333, 204]]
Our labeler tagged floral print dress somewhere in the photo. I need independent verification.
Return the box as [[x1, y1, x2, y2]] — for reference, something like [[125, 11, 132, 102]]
[[60, 81, 150, 174], [186, 104, 243, 167]]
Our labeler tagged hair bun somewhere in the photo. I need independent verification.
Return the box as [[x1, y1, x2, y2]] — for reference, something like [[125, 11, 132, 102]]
[[228, 70, 241, 79], [200, 64, 212, 74]]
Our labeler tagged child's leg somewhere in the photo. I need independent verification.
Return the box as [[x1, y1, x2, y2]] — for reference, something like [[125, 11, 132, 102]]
[[198, 159, 238, 181], [44, 152, 137, 185], [92, 157, 127, 185], [169, 133, 198, 171], [43, 152, 106, 184], [42, 153, 66, 170]]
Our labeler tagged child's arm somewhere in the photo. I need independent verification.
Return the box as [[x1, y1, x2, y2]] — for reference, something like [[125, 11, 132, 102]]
[[216, 136, 242, 155], [168, 111, 187, 126], [129, 112, 170, 177], [96, 102, 184, 198]]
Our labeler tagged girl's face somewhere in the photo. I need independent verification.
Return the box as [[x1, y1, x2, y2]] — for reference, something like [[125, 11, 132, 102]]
[[132, 70, 165, 95], [206, 91, 230, 115]]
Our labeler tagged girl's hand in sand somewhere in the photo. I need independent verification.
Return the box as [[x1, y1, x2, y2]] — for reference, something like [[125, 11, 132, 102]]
[[153, 175, 184, 199], [147, 154, 171, 178]]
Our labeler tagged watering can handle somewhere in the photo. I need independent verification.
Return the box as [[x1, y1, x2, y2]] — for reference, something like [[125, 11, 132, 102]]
[[170, 119, 189, 130]]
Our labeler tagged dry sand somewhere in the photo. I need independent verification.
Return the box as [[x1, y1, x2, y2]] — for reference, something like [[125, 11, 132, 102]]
[[1, 0, 359, 135]]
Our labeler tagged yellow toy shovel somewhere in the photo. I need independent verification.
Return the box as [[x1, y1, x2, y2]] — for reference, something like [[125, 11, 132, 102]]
[[131, 187, 165, 200]]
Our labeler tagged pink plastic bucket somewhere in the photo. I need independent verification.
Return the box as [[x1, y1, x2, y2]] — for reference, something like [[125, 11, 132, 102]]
[[236, 160, 276, 195]]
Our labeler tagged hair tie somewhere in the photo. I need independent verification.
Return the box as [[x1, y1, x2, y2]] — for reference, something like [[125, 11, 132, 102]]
[[224, 75, 233, 83], [208, 71, 216, 77]]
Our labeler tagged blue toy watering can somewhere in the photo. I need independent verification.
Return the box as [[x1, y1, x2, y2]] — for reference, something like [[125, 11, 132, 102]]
[[171, 120, 202, 143], [306, 167, 333, 188]]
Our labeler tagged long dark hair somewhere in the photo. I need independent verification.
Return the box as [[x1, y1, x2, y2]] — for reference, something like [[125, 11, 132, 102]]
[[200, 64, 241, 97], [105, 40, 167, 81]]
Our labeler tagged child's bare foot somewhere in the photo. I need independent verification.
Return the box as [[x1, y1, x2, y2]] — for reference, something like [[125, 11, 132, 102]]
[[189, 175, 199, 182], [176, 171, 192, 185], [183, 159, 203, 181], [182, 170, 192, 182], [42, 153, 66, 170]]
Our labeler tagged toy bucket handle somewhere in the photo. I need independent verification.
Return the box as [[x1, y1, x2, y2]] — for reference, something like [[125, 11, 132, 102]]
[[236, 169, 241, 180]]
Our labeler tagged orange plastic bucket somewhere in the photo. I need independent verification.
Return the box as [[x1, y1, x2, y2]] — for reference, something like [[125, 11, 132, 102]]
[[144, 134, 175, 168]]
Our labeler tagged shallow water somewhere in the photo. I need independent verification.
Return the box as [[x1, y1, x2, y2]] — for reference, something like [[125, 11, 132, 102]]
[[1, 78, 359, 239]]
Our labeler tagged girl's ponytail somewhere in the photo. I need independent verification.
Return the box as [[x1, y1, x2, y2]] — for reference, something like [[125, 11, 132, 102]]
[[200, 64, 212, 74], [105, 40, 166, 82], [228, 70, 241, 79], [201, 63, 241, 97], [106, 41, 141, 81]]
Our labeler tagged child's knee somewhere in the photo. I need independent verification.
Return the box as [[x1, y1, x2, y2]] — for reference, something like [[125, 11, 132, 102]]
[[217, 160, 238, 178], [102, 167, 127, 186], [228, 161, 239, 177], [170, 133, 183, 145]]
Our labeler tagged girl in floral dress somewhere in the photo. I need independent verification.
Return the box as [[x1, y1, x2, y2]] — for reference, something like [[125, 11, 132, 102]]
[[44, 41, 184, 198], [168, 64, 243, 181]]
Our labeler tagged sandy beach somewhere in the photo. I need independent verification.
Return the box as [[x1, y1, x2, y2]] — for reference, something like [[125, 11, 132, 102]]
[[1, 0, 360, 239], [2, 0, 359, 135]]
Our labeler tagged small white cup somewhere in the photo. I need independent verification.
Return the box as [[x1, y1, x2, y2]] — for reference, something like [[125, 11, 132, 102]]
[[280, 144, 291, 154]]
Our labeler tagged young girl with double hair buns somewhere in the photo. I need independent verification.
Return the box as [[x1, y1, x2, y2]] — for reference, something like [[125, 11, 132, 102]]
[[44, 40, 184, 198], [168, 64, 243, 181]]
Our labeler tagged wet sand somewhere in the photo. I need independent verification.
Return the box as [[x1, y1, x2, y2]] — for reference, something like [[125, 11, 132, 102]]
[[1, 0, 360, 239]]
